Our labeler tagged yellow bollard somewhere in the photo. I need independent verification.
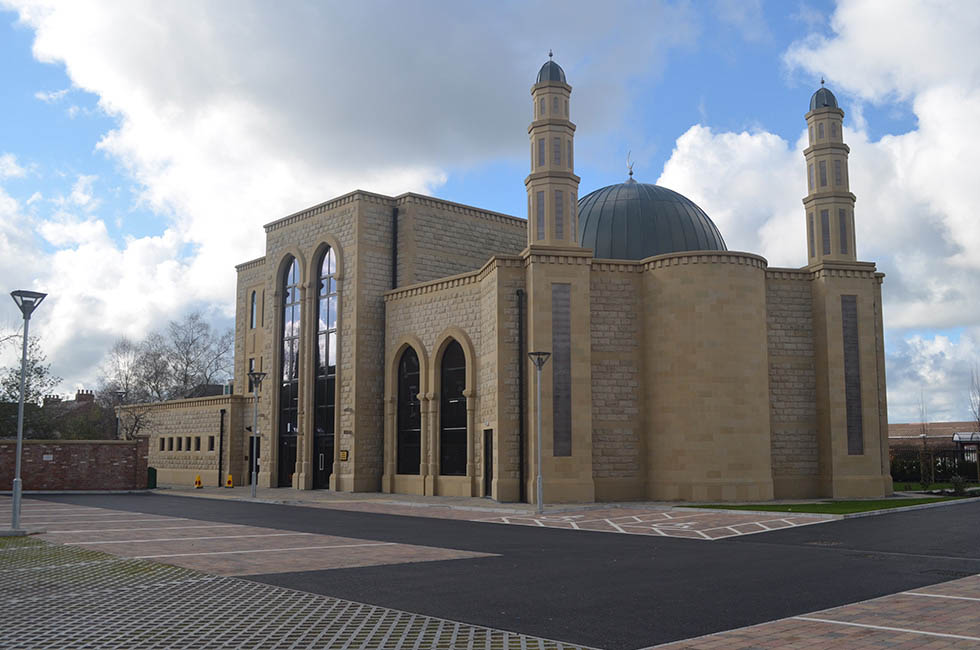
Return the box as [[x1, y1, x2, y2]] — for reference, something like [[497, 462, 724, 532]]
[[225, 474, 234, 488], [194, 475, 203, 489]]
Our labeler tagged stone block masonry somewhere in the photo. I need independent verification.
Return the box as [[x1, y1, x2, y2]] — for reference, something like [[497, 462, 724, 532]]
[[0, 438, 148, 491]]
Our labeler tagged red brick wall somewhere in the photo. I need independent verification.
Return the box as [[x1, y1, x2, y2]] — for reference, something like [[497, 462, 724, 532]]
[[0, 438, 149, 491]]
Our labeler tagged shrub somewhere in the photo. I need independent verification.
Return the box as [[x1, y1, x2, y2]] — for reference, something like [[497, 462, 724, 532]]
[[950, 475, 966, 496]]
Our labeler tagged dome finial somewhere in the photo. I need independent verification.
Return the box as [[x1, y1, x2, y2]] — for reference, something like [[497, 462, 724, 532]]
[[626, 150, 634, 178], [820, 77, 825, 86], [548, 49, 553, 60]]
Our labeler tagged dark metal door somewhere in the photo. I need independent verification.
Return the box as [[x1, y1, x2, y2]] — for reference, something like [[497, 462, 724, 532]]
[[277, 434, 296, 487], [484, 429, 493, 497], [313, 434, 333, 489]]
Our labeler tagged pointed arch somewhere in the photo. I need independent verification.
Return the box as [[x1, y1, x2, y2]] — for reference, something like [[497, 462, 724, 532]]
[[274, 251, 305, 488], [431, 327, 477, 478], [309, 239, 344, 489]]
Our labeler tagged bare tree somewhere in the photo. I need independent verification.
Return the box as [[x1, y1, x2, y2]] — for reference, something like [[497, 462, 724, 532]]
[[166, 312, 233, 398], [96, 311, 233, 407]]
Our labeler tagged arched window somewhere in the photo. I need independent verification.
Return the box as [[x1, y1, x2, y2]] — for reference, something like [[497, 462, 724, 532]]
[[396, 347, 421, 475], [312, 248, 337, 488], [249, 291, 257, 329], [439, 340, 466, 476], [277, 257, 300, 487]]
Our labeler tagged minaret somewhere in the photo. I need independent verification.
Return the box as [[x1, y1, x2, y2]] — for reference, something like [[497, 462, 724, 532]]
[[526, 51, 581, 247], [803, 82, 856, 265]]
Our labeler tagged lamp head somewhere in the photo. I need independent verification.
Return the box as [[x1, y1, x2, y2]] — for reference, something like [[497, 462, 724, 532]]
[[11, 290, 47, 319], [527, 351, 551, 369], [247, 370, 268, 389]]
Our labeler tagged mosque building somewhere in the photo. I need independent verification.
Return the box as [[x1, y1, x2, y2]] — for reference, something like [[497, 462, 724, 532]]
[[131, 57, 892, 502]]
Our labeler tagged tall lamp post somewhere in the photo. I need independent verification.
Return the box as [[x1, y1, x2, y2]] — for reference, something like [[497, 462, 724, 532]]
[[9, 290, 47, 532], [527, 351, 551, 515], [248, 371, 267, 498]]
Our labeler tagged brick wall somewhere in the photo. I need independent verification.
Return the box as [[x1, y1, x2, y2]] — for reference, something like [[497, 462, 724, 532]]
[[766, 277, 819, 479], [0, 438, 148, 491]]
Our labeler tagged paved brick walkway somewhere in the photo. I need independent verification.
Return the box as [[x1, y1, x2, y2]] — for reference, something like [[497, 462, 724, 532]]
[[649, 574, 980, 649], [4, 498, 492, 576]]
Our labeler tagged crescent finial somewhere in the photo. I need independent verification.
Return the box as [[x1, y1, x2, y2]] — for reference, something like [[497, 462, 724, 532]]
[[627, 150, 634, 178]]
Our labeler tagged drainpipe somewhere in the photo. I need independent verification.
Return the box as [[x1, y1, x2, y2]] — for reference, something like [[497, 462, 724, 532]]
[[391, 206, 399, 289], [218, 408, 226, 487], [516, 288, 526, 502]]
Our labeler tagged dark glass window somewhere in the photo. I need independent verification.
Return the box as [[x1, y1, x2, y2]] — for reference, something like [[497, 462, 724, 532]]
[[830, 121, 838, 138], [834, 160, 843, 186], [177, 437, 183, 451], [250, 291, 257, 329], [819, 160, 827, 187], [568, 139, 573, 169], [552, 96, 558, 114], [279, 257, 301, 464], [536, 191, 545, 240], [396, 347, 421, 475], [314, 248, 338, 444], [159, 437, 165, 451], [554, 190, 564, 239], [537, 138, 545, 168], [440, 341, 467, 476], [808, 212, 815, 258], [552, 137, 561, 165], [194, 436, 201, 451], [808, 164, 814, 191], [839, 209, 848, 255], [821, 209, 831, 255], [208, 436, 215, 451], [818, 122, 824, 139], [539, 97, 545, 117]]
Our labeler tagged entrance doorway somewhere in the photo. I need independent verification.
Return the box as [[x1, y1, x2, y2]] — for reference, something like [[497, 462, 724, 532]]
[[277, 434, 296, 487], [484, 429, 493, 497], [312, 433, 333, 489]]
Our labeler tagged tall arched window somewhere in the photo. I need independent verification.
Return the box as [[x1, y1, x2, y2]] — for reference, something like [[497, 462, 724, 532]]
[[396, 347, 421, 475], [439, 340, 466, 476], [249, 291, 257, 329], [312, 247, 337, 489], [278, 257, 300, 487]]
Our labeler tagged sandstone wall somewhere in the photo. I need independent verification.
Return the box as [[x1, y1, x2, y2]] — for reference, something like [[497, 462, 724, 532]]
[[589, 265, 644, 500], [122, 396, 249, 487], [765, 272, 819, 497]]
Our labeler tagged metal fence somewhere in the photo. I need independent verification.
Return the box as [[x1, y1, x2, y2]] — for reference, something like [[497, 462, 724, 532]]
[[890, 447, 980, 484]]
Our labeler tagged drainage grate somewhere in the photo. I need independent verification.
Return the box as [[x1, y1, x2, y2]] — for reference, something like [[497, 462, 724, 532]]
[[0, 538, 591, 650]]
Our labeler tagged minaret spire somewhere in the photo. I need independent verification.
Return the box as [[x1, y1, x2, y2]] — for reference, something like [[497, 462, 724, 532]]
[[803, 83, 856, 264], [526, 54, 580, 247]]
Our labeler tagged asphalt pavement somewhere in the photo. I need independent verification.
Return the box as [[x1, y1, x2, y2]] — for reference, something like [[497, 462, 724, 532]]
[[36, 493, 980, 650]]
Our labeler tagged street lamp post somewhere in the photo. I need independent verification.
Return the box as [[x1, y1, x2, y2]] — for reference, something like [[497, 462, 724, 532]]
[[9, 290, 47, 532], [527, 351, 551, 515], [248, 371, 267, 499]]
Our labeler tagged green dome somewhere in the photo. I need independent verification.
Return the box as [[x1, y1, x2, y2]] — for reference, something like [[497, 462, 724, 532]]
[[577, 179, 727, 260]]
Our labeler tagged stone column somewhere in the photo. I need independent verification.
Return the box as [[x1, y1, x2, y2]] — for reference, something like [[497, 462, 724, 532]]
[[296, 280, 313, 489]]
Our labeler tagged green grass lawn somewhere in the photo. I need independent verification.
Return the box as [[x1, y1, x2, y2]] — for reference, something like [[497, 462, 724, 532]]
[[682, 496, 967, 515]]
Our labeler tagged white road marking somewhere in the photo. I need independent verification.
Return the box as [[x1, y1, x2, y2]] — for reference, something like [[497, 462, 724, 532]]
[[45, 524, 243, 534], [903, 591, 980, 602], [793, 616, 980, 641], [28, 518, 187, 526], [134, 542, 395, 559], [20, 512, 145, 519], [75, 532, 316, 545]]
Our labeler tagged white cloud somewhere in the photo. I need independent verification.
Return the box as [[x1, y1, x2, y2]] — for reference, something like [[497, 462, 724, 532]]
[[655, 0, 980, 421], [0, 153, 26, 179], [0, 0, 701, 392], [34, 87, 68, 103]]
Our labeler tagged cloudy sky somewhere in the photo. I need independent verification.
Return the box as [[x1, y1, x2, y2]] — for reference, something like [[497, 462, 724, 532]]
[[0, 0, 977, 422]]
